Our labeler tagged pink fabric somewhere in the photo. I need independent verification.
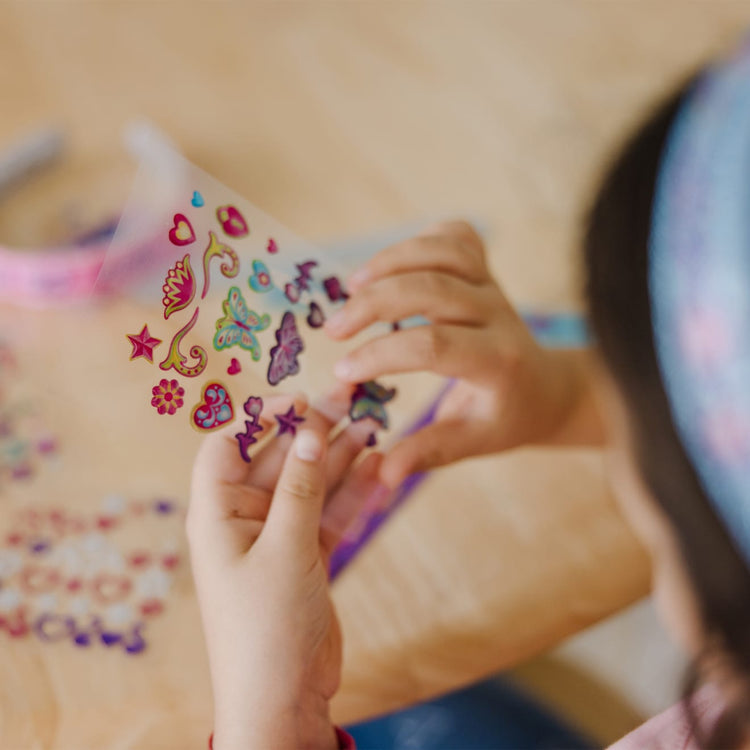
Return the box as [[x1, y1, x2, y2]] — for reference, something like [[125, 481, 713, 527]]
[[607, 685, 722, 750]]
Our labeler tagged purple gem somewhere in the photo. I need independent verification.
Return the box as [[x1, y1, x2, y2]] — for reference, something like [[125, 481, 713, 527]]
[[100, 631, 123, 647], [29, 539, 51, 555], [74, 632, 91, 647], [154, 500, 175, 515], [36, 436, 57, 455], [366, 433, 377, 448]]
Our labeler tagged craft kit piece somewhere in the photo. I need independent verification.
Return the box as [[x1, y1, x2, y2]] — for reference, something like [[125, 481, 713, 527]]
[[0, 498, 184, 653]]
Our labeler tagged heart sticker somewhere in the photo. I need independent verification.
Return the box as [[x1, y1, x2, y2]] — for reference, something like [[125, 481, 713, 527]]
[[217, 205, 249, 238], [227, 358, 241, 375], [267, 238, 278, 254], [168, 214, 196, 246], [306, 301, 325, 328], [191, 382, 234, 431], [191, 191, 205, 208], [248, 260, 274, 293]]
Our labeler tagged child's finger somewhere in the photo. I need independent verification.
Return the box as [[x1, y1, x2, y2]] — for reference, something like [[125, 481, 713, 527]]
[[325, 417, 380, 492], [325, 272, 493, 340], [378, 420, 489, 489], [320, 451, 385, 555], [192, 393, 305, 492], [332, 325, 502, 384], [248, 385, 352, 491], [188, 432, 268, 562], [263, 429, 327, 559], [347, 223, 487, 292]]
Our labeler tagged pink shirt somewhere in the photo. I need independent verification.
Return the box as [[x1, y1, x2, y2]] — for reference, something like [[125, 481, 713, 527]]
[[607, 685, 722, 750]]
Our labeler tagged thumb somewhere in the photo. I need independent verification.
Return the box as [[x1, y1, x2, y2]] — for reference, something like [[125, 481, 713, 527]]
[[380, 420, 489, 489], [264, 429, 327, 558]]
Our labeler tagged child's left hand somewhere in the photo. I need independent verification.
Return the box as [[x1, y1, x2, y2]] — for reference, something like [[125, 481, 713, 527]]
[[187, 390, 381, 750]]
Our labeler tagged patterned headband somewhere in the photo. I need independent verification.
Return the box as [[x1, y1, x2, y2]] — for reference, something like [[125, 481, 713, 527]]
[[649, 37, 750, 566]]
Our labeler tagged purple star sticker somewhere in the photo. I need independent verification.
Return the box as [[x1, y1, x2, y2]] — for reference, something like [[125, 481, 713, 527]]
[[275, 406, 305, 437]]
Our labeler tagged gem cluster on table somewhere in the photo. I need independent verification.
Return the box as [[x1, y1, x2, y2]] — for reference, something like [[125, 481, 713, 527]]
[[0, 496, 183, 654], [125, 192, 396, 463], [0, 340, 58, 484]]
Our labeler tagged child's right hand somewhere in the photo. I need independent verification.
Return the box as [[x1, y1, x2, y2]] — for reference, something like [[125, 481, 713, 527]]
[[325, 221, 599, 488]]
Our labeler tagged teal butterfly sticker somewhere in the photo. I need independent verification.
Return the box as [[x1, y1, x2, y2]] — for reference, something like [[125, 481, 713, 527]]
[[214, 287, 271, 360], [349, 380, 397, 429], [248, 260, 274, 293]]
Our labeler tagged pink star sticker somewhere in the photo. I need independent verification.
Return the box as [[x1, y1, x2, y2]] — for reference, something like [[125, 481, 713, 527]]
[[275, 406, 305, 436], [127, 325, 162, 363]]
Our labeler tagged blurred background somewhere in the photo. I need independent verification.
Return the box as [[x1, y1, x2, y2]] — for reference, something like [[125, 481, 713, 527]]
[[0, 3, 748, 748]]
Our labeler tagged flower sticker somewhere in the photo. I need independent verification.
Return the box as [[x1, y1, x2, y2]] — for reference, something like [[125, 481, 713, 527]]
[[151, 379, 185, 416]]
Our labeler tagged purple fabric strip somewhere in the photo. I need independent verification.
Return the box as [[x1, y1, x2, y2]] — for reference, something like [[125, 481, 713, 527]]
[[329, 379, 455, 580]]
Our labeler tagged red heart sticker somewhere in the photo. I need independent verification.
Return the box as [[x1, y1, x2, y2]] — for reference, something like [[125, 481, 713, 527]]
[[191, 382, 234, 431], [168, 214, 196, 246], [216, 205, 249, 238], [227, 358, 242, 375]]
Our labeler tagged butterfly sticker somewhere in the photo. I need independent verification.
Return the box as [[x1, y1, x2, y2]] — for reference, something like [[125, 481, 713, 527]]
[[213, 287, 271, 361], [267, 312, 304, 386], [349, 381, 397, 429], [248, 260, 274, 293], [284, 260, 318, 303]]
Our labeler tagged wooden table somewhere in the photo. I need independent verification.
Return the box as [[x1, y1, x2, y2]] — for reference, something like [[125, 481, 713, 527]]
[[0, 3, 747, 747]]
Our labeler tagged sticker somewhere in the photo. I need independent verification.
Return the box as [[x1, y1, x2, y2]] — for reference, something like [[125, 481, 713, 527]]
[[275, 406, 305, 437], [158, 307, 208, 378], [191, 191, 205, 208], [216, 205, 249, 238], [201, 230, 240, 299], [323, 276, 350, 302], [284, 283, 300, 304], [267, 312, 304, 386], [92, 574, 133, 605], [213, 287, 271, 360], [366, 433, 377, 447], [227, 358, 242, 376], [267, 238, 278, 254], [162, 254, 197, 320], [191, 382, 234, 431], [168, 213, 196, 246], [235, 396, 264, 463], [248, 260, 274, 293], [306, 302, 325, 329], [349, 381, 397, 429], [150, 378, 185, 416], [127, 325, 162, 363], [294, 261, 318, 292]]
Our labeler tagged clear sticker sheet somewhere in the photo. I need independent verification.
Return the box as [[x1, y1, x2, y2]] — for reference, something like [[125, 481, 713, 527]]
[[95, 151, 446, 559]]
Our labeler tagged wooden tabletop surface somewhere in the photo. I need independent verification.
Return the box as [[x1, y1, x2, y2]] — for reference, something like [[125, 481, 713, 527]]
[[0, 3, 747, 748]]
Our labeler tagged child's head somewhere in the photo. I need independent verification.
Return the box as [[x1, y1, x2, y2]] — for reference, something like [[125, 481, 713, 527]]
[[584, 43, 750, 747]]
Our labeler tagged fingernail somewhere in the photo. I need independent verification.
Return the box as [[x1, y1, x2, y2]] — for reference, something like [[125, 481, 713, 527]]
[[348, 267, 371, 289], [334, 358, 353, 379], [325, 309, 347, 332], [295, 431, 323, 462]]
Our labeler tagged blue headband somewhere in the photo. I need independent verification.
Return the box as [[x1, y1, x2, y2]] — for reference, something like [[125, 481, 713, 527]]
[[650, 37, 750, 566]]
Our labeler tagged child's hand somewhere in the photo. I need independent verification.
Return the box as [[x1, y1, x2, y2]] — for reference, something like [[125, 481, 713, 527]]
[[187, 391, 381, 750], [325, 221, 598, 488]]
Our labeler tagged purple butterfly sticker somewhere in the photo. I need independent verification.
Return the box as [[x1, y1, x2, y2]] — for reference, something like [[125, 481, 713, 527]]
[[267, 312, 304, 386]]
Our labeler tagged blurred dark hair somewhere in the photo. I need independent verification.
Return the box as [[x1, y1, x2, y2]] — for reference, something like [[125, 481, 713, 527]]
[[583, 76, 750, 748]]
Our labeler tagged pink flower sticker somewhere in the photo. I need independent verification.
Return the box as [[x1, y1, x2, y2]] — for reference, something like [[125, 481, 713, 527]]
[[151, 379, 185, 416]]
